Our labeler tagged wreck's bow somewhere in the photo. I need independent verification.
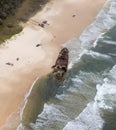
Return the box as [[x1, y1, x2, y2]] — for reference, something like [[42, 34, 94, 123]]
[[51, 48, 69, 81]]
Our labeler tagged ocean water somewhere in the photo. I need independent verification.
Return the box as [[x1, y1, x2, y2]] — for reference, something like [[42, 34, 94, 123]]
[[1, 0, 116, 130]]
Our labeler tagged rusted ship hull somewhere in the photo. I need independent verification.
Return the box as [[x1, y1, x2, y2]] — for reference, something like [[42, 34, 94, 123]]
[[51, 48, 69, 81]]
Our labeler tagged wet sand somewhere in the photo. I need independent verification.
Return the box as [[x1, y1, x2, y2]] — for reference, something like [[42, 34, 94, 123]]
[[0, 0, 106, 127]]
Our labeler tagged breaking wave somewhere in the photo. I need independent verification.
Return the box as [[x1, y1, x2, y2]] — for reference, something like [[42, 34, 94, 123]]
[[2, 0, 116, 130]]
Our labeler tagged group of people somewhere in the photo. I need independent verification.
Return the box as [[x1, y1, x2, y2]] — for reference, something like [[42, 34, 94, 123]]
[[38, 20, 49, 28]]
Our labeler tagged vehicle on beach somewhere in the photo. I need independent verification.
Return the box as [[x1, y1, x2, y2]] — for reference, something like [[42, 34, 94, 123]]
[[51, 47, 69, 81]]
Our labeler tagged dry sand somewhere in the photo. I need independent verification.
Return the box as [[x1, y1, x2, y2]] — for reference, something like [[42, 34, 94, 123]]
[[0, 0, 106, 127]]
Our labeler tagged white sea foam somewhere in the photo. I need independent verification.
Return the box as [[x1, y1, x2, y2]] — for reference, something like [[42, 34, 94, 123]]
[[95, 83, 116, 111], [63, 38, 82, 65], [64, 0, 116, 69], [102, 39, 116, 45], [20, 77, 39, 121], [62, 1, 116, 129], [1, 0, 116, 130], [63, 64, 116, 130], [17, 0, 116, 130], [94, 65, 116, 119], [80, 0, 116, 49], [62, 102, 104, 130], [31, 103, 69, 130], [86, 50, 112, 60], [17, 123, 24, 130], [16, 77, 40, 130]]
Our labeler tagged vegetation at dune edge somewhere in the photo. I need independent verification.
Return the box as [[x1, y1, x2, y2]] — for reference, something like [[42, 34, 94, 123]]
[[0, 0, 50, 44]]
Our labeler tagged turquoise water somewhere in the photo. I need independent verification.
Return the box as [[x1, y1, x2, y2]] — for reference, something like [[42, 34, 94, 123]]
[[0, 0, 116, 130]]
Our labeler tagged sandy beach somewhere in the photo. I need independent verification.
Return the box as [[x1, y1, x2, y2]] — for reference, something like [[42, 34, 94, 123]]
[[0, 0, 106, 127]]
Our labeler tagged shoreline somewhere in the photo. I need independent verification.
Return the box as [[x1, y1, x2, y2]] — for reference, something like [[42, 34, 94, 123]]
[[0, 0, 106, 127]]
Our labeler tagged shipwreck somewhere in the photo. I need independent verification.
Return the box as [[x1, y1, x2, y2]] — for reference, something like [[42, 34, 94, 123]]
[[51, 48, 69, 81]]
